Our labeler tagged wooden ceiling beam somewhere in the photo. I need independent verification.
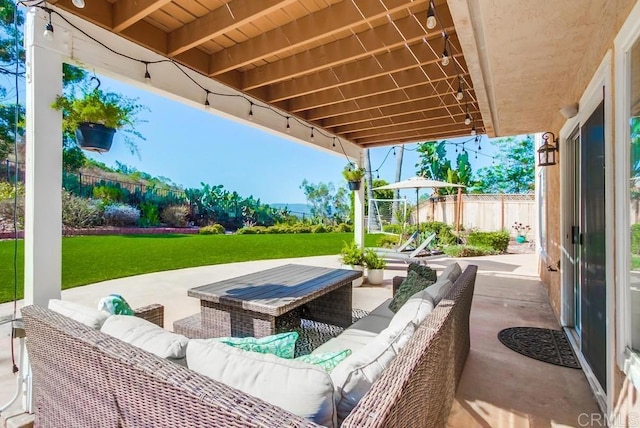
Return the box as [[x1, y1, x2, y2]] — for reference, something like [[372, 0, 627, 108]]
[[241, 5, 455, 90], [267, 35, 461, 104], [356, 126, 483, 146], [306, 83, 473, 121], [208, 0, 425, 76], [286, 66, 467, 114], [331, 107, 481, 135], [320, 89, 476, 127], [344, 115, 478, 140], [120, 20, 168, 54], [50, 0, 113, 29], [168, 0, 297, 57], [113, 0, 171, 33]]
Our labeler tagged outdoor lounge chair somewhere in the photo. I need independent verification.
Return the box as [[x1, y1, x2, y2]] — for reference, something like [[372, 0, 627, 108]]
[[373, 232, 437, 262]]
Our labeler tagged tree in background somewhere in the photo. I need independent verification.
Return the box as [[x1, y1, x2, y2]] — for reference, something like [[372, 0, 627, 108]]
[[472, 135, 535, 193], [415, 141, 472, 194], [300, 180, 349, 224]]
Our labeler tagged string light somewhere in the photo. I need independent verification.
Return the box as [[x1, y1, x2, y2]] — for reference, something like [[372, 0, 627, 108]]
[[43, 9, 54, 41], [143, 62, 151, 84], [456, 77, 464, 101], [441, 38, 450, 67], [426, 0, 437, 29], [286, 117, 291, 133], [470, 126, 476, 136], [248, 102, 254, 120], [310, 127, 315, 142], [204, 90, 211, 109], [464, 107, 471, 126], [333, 137, 336, 147]]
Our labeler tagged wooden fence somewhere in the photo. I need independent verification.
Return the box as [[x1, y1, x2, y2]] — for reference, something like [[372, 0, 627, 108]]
[[415, 193, 536, 237]]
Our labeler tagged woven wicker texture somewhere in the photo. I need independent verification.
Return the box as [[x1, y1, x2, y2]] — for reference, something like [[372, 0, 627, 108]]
[[22, 265, 476, 427]]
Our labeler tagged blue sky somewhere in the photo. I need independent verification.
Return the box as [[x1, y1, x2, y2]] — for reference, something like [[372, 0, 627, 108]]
[[86, 75, 498, 205]]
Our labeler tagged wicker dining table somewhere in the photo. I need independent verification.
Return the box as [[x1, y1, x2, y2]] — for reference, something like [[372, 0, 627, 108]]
[[174, 264, 361, 338]]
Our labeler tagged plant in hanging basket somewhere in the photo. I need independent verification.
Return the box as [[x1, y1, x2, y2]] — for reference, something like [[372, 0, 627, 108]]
[[51, 83, 146, 153], [342, 165, 365, 190]]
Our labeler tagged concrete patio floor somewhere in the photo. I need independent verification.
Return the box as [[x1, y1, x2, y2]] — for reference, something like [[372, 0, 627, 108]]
[[0, 252, 603, 427]]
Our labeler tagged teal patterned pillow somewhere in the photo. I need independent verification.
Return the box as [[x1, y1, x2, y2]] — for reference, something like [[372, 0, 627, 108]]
[[213, 331, 299, 358], [408, 263, 437, 282], [296, 349, 352, 372], [388, 271, 434, 312], [98, 294, 134, 316]]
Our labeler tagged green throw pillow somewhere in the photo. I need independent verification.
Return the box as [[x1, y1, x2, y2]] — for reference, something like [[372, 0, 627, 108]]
[[388, 271, 434, 313], [408, 263, 437, 282], [296, 349, 352, 372], [213, 331, 299, 359], [98, 293, 134, 316]]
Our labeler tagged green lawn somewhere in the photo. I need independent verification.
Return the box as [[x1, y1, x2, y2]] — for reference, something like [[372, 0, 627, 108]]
[[0, 233, 381, 304]]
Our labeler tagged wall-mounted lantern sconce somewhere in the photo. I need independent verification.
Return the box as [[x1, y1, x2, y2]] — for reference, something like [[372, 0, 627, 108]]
[[538, 132, 558, 166]]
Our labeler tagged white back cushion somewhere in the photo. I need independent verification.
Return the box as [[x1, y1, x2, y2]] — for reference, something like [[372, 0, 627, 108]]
[[441, 262, 462, 283], [48, 299, 109, 329], [330, 320, 415, 423], [425, 279, 453, 305], [187, 339, 337, 427], [388, 290, 435, 331], [101, 315, 188, 360]]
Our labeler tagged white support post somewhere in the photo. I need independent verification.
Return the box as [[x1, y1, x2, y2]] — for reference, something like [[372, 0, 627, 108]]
[[24, 8, 65, 307], [353, 152, 365, 247]]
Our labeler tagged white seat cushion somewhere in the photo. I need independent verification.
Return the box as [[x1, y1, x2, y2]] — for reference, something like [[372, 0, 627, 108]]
[[440, 262, 462, 283], [367, 298, 395, 321], [425, 279, 453, 305], [388, 290, 435, 331], [330, 320, 415, 423], [188, 339, 337, 427], [312, 329, 374, 355], [101, 315, 188, 360], [48, 299, 110, 329]]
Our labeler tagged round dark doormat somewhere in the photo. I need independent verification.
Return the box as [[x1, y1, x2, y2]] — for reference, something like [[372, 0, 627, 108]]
[[497, 327, 581, 369]]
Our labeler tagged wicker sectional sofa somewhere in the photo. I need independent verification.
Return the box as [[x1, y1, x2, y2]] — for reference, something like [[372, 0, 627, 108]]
[[21, 264, 477, 427]]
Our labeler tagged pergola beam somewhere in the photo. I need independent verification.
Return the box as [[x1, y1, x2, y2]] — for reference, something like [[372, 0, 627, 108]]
[[357, 128, 480, 147], [168, 0, 297, 57], [113, 0, 171, 33], [241, 5, 454, 90], [345, 115, 473, 140], [208, 0, 424, 76]]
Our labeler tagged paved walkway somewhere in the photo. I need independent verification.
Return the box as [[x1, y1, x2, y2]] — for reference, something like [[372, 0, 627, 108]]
[[0, 252, 602, 426]]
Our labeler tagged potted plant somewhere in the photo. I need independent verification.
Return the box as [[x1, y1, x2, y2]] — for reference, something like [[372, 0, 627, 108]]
[[51, 78, 145, 153], [512, 222, 531, 243], [340, 241, 365, 287], [363, 249, 386, 285], [342, 165, 366, 191]]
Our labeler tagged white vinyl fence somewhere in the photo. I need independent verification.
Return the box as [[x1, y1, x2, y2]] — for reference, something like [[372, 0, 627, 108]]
[[414, 194, 536, 238]]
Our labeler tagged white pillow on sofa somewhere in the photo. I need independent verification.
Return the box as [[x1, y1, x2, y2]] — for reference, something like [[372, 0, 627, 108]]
[[48, 299, 110, 329], [441, 262, 462, 283], [330, 320, 415, 423], [101, 315, 188, 360], [388, 290, 434, 331], [187, 339, 337, 427], [425, 279, 453, 305]]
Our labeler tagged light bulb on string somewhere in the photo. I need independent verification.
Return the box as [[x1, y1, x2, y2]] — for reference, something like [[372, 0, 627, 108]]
[[393, 147, 396, 156], [376, 171, 380, 179], [441, 47, 449, 66], [43, 10, 54, 41], [204, 91, 211, 110], [248, 102, 254, 121], [456, 78, 464, 101], [470, 126, 476, 136], [143, 62, 151, 84], [310, 128, 315, 142], [333, 137, 336, 148], [286, 117, 291, 133], [464, 109, 471, 126], [426, 1, 437, 29]]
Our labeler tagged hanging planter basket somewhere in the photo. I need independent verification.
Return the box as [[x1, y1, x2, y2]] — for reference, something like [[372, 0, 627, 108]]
[[348, 180, 361, 191], [75, 122, 116, 153]]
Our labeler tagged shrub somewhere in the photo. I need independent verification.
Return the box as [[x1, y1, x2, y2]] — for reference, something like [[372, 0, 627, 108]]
[[632, 224, 640, 255], [467, 231, 510, 253], [61, 191, 103, 228], [0, 182, 25, 199], [236, 226, 267, 234], [0, 197, 24, 230], [93, 185, 124, 203], [381, 224, 404, 234], [290, 223, 312, 233], [161, 205, 189, 227], [335, 223, 352, 233], [312, 224, 328, 233], [443, 245, 496, 257], [363, 249, 386, 269], [199, 223, 225, 235], [377, 234, 400, 248], [420, 221, 457, 246], [104, 203, 140, 226], [139, 202, 160, 227]]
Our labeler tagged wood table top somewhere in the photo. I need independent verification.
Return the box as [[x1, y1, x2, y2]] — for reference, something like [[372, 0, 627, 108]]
[[188, 264, 361, 316]]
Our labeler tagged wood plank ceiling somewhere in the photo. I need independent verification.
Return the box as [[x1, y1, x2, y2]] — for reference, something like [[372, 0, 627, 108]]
[[49, 0, 484, 148]]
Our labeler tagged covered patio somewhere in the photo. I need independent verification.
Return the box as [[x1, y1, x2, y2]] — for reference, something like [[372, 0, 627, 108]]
[[8, 0, 640, 425]]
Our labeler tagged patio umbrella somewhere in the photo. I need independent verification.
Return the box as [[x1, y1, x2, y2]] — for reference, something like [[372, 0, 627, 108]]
[[374, 176, 465, 233]]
